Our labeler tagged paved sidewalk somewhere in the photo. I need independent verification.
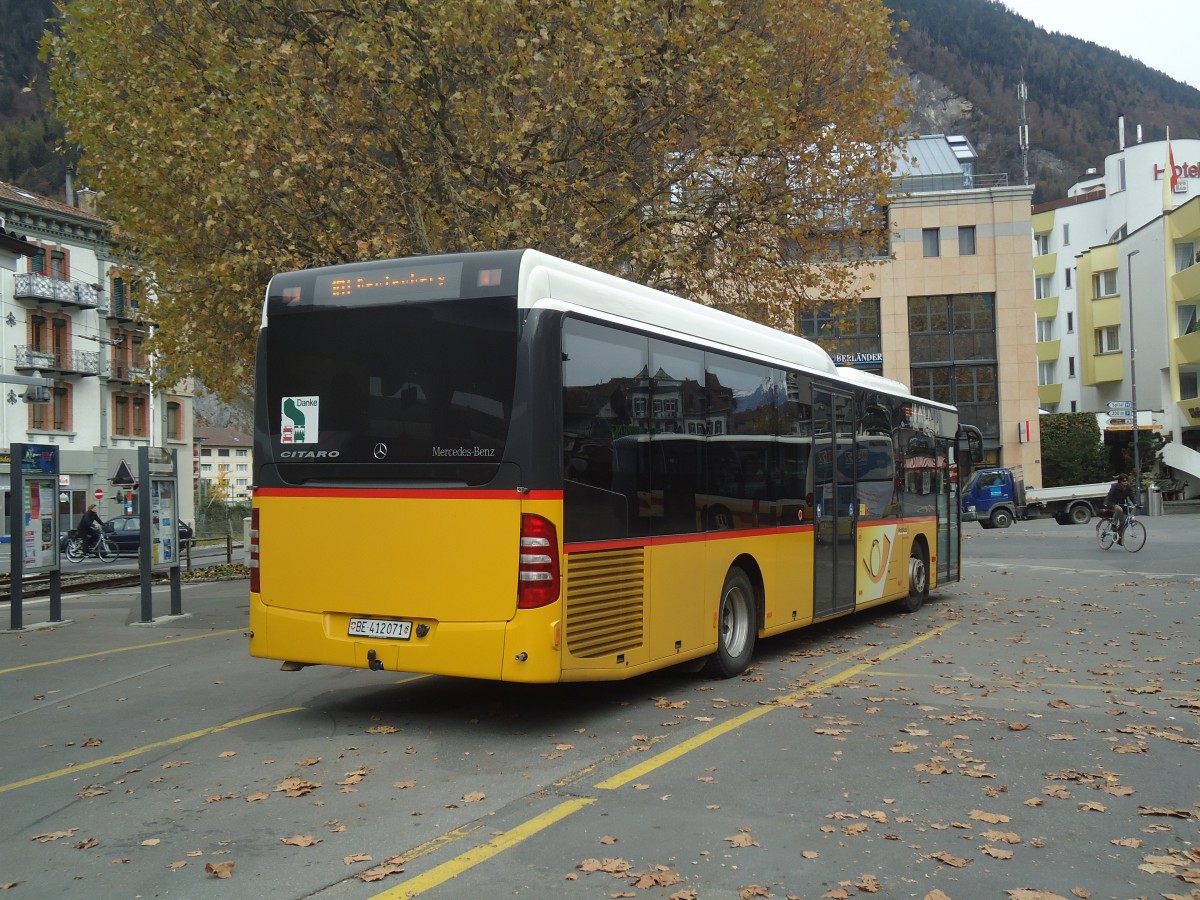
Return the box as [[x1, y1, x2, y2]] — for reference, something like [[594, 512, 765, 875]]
[[1, 577, 250, 667]]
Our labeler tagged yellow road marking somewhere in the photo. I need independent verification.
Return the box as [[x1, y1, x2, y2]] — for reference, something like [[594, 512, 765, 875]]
[[0, 629, 245, 676], [866, 670, 1197, 697], [366, 623, 959, 896], [0, 707, 301, 795], [371, 798, 594, 898], [397, 823, 486, 864], [595, 623, 957, 790]]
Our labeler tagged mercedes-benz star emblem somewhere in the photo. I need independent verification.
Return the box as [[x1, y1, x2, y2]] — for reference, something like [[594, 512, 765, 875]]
[[373, 442, 388, 460]]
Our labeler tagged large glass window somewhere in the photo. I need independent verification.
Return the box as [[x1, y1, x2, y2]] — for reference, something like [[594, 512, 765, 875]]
[[266, 298, 517, 483], [562, 318, 816, 542], [909, 293, 998, 440], [796, 299, 881, 370], [563, 319, 651, 541]]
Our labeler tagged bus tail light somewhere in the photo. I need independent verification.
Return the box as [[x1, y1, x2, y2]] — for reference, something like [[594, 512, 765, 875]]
[[249, 508, 260, 593], [517, 514, 559, 609]]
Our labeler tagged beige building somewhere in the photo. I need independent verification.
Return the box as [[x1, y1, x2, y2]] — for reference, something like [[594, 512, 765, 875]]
[[193, 425, 252, 504], [807, 135, 1041, 478]]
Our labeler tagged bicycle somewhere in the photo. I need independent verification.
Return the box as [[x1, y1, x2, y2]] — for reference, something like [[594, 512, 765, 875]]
[[1095, 501, 1146, 552], [64, 529, 119, 563]]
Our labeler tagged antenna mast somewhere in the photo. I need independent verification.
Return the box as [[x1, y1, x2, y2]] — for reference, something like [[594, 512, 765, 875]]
[[1017, 79, 1030, 186]]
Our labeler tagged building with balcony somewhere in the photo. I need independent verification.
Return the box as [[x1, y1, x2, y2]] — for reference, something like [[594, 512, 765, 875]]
[[809, 135, 1041, 476], [0, 180, 195, 541], [1031, 131, 1200, 496]]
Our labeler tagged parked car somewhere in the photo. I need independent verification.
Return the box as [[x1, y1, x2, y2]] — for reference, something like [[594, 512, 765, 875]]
[[100, 515, 194, 557], [59, 517, 193, 556]]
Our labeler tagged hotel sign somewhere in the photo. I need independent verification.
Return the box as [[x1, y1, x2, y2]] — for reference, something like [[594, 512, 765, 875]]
[[833, 351, 883, 366], [1155, 160, 1194, 193]]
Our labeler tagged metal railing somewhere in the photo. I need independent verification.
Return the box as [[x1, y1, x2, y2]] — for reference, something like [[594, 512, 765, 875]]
[[15, 345, 101, 375], [892, 172, 1010, 194], [14, 273, 102, 309]]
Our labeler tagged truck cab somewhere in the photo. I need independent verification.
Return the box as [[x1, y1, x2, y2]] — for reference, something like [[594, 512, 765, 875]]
[[961, 466, 1026, 529]]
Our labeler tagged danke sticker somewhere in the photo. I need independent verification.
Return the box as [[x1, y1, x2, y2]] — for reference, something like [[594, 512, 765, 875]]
[[281, 396, 320, 444]]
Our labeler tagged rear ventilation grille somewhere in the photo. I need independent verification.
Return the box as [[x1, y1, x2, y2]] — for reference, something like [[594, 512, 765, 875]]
[[565, 548, 645, 658]]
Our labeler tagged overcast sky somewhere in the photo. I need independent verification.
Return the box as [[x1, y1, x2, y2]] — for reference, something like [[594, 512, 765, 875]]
[[999, 0, 1198, 92]]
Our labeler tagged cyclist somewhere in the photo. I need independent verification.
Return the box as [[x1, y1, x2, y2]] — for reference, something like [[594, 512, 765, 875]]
[[76, 503, 105, 556], [1104, 474, 1133, 544]]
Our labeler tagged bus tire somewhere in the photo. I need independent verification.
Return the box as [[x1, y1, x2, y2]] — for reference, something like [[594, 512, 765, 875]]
[[703, 568, 756, 678], [898, 542, 929, 613], [1069, 503, 1092, 525]]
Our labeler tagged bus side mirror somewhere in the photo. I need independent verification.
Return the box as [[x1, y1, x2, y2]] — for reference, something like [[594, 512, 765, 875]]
[[957, 425, 983, 467]]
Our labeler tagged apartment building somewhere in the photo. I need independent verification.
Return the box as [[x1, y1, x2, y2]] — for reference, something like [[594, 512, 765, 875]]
[[1031, 131, 1200, 496], [810, 135, 1041, 477], [194, 425, 252, 504], [0, 180, 194, 541]]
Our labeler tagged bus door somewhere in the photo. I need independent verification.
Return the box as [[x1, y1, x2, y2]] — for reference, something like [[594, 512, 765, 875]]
[[812, 388, 856, 618], [936, 437, 960, 584]]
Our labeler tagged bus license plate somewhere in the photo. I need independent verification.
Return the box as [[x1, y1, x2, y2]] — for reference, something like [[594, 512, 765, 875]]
[[348, 618, 412, 640]]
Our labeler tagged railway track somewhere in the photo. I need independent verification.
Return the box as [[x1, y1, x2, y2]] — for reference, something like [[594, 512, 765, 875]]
[[0, 570, 165, 603]]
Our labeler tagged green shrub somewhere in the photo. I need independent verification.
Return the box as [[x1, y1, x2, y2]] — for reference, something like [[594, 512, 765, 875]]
[[1039, 413, 1109, 487]]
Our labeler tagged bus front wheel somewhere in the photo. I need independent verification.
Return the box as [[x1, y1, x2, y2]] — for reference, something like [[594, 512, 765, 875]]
[[704, 568, 757, 678]]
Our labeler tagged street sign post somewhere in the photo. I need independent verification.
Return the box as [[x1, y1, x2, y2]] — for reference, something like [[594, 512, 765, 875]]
[[94, 487, 104, 501], [1106, 416, 1133, 427], [1107, 400, 1134, 410]]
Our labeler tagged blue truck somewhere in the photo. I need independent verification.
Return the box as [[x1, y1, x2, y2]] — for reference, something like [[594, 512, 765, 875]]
[[961, 466, 1111, 528]]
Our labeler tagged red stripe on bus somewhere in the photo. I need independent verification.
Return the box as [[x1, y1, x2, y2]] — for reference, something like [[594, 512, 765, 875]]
[[254, 487, 562, 501], [566, 525, 815, 555]]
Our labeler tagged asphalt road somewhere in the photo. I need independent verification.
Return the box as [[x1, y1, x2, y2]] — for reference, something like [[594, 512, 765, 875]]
[[0, 514, 1196, 899]]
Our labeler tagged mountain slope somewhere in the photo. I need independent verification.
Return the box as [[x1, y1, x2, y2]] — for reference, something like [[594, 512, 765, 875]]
[[2, 0, 1198, 205], [888, 0, 1200, 201]]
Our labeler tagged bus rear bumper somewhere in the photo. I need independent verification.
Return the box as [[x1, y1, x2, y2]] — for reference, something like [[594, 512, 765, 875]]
[[249, 595, 563, 682], [250, 594, 503, 679]]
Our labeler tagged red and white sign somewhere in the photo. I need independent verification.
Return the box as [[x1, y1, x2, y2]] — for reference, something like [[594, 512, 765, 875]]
[[94, 488, 104, 501]]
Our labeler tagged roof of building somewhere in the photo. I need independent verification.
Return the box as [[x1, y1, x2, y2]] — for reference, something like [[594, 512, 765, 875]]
[[0, 228, 39, 256], [194, 426, 252, 447], [893, 135, 968, 179], [0, 180, 108, 225]]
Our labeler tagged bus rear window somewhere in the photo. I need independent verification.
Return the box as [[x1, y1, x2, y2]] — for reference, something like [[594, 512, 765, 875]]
[[264, 298, 518, 483]]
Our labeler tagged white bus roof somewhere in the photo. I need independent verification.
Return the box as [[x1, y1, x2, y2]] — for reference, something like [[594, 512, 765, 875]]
[[517, 250, 840, 378]]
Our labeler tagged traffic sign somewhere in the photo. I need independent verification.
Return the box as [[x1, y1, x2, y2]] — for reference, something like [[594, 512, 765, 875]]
[[1107, 400, 1134, 410], [94, 487, 104, 501], [1105, 416, 1133, 427]]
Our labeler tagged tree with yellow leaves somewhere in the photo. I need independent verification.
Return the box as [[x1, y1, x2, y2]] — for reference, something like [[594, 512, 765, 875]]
[[45, 0, 907, 397]]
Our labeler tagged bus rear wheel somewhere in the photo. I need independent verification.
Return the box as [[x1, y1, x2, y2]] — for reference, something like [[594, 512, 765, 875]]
[[703, 568, 756, 678]]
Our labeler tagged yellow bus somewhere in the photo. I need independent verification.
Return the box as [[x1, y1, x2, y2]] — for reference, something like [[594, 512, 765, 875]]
[[249, 250, 977, 682]]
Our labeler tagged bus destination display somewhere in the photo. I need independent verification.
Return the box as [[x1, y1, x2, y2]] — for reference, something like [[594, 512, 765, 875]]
[[314, 263, 462, 305]]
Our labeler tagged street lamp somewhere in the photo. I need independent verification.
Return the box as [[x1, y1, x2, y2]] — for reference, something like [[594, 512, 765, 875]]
[[1126, 249, 1140, 506]]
